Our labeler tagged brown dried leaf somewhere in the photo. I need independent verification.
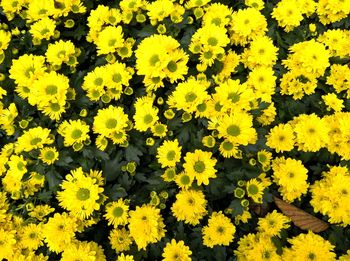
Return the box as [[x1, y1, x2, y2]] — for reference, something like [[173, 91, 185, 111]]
[[273, 196, 329, 233]]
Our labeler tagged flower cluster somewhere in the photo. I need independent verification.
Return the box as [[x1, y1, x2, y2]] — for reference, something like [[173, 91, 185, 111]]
[[1, 0, 350, 260]]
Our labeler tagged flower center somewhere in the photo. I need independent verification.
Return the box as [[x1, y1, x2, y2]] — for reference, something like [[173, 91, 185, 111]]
[[194, 160, 205, 173], [166, 150, 176, 161], [185, 92, 197, 103], [76, 188, 90, 201], [31, 137, 42, 145], [167, 61, 177, 72], [46, 85, 58, 95], [227, 125, 240, 136], [71, 129, 82, 139], [180, 175, 191, 185], [248, 184, 259, 195], [106, 118, 118, 129], [113, 206, 124, 217], [144, 114, 153, 124]]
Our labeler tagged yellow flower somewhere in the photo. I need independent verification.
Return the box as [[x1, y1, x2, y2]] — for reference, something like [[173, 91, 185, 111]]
[[104, 199, 129, 227], [216, 112, 257, 146], [272, 157, 309, 202], [168, 78, 210, 114], [93, 105, 129, 139], [58, 119, 90, 148], [128, 204, 165, 250], [29, 17, 56, 41], [61, 241, 98, 261], [109, 227, 133, 253], [96, 26, 124, 55], [266, 123, 295, 153], [322, 93, 344, 112], [156, 139, 182, 168], [133, 97, 159, 132], [282, 231, 336, 261], [117, 253, 134, 261], [175, 172, 194, 190], [0, 30, 11, 51], [293, 113, 329, 152], [9, 54, 46, 88], [20, 223, 44, 250], [39, 147, 59, 165], [183, 149, 217, 186], [202, 211, 235, 248], [29, 205, 55, 221], [257, 210, 290, 237], [57, 168, 104, 219], [15, 126, 53, 153], [46, 40, 78, 67], [171, 189, 207, 225], [245, 178, 265, 203], [162, 239, 192, 261], [310, 166, 350, 226], [43, 212, 78, 253]]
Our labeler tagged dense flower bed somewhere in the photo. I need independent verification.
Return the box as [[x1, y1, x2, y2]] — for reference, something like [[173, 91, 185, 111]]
[[1, 0, 350, 260]]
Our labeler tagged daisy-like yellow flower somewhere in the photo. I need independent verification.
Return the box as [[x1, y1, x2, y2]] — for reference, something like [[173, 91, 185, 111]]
[[322, 93, 344, 112], [245, 178, 265, 203], [104, 199, 129, 227], [128, 204, 165, 250], [20, 223, 44, 250], [257, 210, 290, 237], [15, 126, 54, 153], [133, 97, 159, 132], [282, 231, 336, 261], [61, 240, 98, 261], [117, 253, 134, 261], [39, 147, 59, 165], [156, 139, 182, 168], [202, 211, 236, 248], [216, 112, 257, 146], [167, 78, 210, 113], [29, 17, 56, 41], [96, 26, 124, 55], [58, 119, 90, 150], [171, 189, 207, 225], [272, 157, 309, 202], [29, 204, 55, 221], [57, 168, 104, 219], [161, 167, 177, 182], [93, 105, 129, 139], [183, 149, 217, 186], [162, 239, 192, 261], [43, 212, 78, 253], [109, 227, 133, 253], [175, 172, 194, 190], [9, 54, 46, 89], [219, 140, 239, 158], [266, 123, 295, 153]]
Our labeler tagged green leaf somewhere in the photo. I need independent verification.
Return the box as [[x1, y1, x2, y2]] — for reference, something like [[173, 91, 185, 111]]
[[125, 145, 143, 164]]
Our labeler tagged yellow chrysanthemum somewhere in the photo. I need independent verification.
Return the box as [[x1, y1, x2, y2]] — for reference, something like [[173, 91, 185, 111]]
[[202, 211, 235, 248], [43, 212, 78, 253], [171, 189, 207, 225], [272, 157, 309, 202], [39, 147, 59, 165], [58, 119, 90, 149], [162, 239, 192, 261], [57, 168, 104, 219], [216, 112, 257, 146], [156, 139, 182, 168], [93, 105, 129, 139], [128, 204, 165, 250], [282, 231, 336, 261], [104, 199, 129, 227], [183, 149, 217, 186], [109, 227, 133, 253]]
